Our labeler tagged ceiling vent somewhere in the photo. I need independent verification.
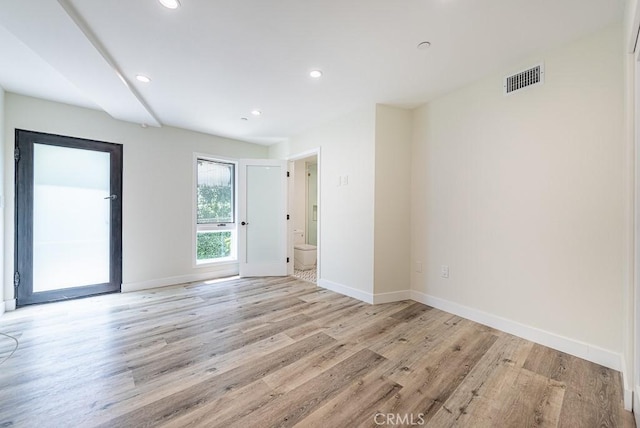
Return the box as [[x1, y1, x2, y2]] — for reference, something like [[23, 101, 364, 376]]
[[503, 63, 544, 95]]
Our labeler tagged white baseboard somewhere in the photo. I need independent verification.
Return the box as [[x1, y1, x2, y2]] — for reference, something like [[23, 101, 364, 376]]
[[621, 354, 633, 411], [317, 279, 373, 304], [122, 266, 239, 293], [0, 302, 4, 317], [373, 290, 411, 304], [5, 299, 16, 312], [625, 388, 633, 412], [411, 290, 622, 373], [315, 281, 410, 305]]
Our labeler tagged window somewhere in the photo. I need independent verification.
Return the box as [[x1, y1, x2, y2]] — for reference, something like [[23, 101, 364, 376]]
[[196, 158, 236, 263]]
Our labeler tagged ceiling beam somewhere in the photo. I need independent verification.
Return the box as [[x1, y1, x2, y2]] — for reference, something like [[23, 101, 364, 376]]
[[0, 0, 161, 127]]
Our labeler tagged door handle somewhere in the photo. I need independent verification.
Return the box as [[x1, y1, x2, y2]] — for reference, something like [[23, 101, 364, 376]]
[[104, 195, 118, 200], [241, 221, 248, 226]]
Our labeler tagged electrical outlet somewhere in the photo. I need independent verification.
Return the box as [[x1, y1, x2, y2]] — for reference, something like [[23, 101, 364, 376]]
[[441, 265, 449, 279], [415, 261, 423, 273]]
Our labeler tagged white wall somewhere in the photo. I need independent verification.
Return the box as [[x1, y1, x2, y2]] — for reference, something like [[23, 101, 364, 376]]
[[622, 0, 637, 409], [626, 0, 640, 414], [270, 106, 377, 299], [411, 25, 626, 358], [626, 0, 639, 53], [373, 105, 412, 297], [4, 94, 267, 302], [0, 87, 4, 315]]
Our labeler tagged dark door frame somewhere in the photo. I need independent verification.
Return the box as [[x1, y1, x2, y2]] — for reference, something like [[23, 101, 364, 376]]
[[15, 129, 123, 306]]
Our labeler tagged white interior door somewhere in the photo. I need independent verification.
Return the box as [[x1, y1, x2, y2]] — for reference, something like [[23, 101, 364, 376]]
[[238, 159, 288, 277]]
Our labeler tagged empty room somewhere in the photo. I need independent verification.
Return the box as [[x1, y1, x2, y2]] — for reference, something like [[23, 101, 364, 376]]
[[1, 0, 639, 426]]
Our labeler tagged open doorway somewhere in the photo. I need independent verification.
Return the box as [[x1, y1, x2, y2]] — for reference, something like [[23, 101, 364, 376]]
[[289, 152, 319, 283]]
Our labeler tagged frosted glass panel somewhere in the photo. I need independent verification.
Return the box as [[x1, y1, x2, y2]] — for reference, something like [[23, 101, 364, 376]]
[[33, 144, 111, 292], [246, 165, 283, 263]]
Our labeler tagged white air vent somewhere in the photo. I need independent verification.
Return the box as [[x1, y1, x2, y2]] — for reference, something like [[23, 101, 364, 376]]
[[503, 63, 544, 95]]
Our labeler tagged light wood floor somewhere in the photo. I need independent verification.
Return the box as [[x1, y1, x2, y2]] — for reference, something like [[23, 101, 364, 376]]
[[0, 276, 634, 427]]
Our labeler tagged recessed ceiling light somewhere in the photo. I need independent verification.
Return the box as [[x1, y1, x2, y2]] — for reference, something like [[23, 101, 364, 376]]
[[309, 70, 323, 78], [159, 0, 180, 9], [136, 74, 151, 83], [417, 41, 431, 50], [251, 110, 262, 116]]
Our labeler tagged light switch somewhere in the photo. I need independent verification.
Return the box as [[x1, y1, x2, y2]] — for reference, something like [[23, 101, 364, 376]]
[[441, 265, 449, 279]]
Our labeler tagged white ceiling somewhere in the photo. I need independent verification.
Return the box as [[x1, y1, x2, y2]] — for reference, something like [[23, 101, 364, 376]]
[[0, 0, 624, 145]]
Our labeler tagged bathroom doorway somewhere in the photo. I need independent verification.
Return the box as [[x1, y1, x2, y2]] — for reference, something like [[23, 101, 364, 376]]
[[289, 151, 319, 283]]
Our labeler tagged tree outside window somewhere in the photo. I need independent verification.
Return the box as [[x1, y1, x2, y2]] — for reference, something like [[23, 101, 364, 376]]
[[196, 159, 235, 262]]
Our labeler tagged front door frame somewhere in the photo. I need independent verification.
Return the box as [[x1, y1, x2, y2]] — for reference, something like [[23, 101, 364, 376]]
[[15, 129, 123, 306]]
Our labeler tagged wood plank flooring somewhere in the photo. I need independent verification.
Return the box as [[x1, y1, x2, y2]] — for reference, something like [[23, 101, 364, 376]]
[[0, 276, 634, 427]]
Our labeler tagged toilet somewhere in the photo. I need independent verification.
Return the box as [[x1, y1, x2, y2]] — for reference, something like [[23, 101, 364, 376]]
[[293, 230, 317, 271]]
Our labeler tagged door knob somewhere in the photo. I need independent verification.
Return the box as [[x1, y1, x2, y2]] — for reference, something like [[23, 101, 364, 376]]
[[241, 221, 248, 226], [104, 195, 118, 200]]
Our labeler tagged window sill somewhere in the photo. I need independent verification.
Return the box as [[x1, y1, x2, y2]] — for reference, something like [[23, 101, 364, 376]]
[[194, 257, 238, 269]]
